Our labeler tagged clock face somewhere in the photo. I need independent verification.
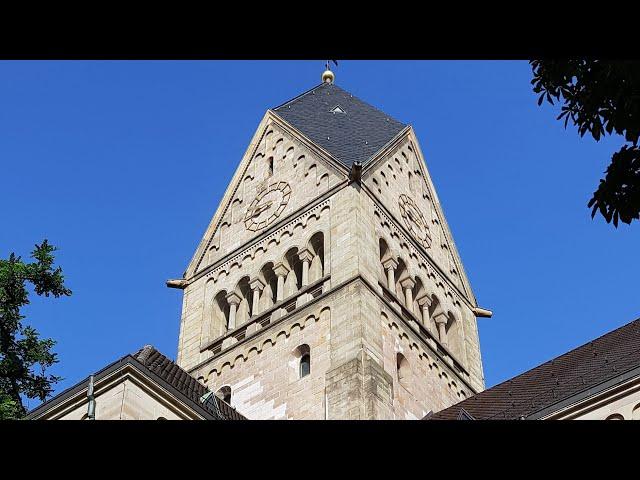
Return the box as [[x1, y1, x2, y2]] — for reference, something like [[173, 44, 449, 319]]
[[244, 182, 291, 231], [398, 194, 432, 249]]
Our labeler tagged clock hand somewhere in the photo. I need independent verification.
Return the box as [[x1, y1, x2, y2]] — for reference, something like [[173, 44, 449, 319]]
[[250, 200, 273, 218]]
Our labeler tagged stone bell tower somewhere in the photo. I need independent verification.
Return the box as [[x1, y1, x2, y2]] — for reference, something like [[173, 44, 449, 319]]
[[169, 70, 487, 419]]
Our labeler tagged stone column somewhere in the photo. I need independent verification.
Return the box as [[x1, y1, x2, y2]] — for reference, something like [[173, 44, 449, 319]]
[[272, 263, 290, 302], [434, 312, 449, 346], [249, 278, 265, 316], [226, 292, 242, 331], [298, 249, 314, 287], [400, 277, 416, 312], [381, 258, 398, 291], [417, 295, 433, 329]]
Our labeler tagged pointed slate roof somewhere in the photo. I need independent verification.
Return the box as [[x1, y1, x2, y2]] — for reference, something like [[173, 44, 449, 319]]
[[428, 317, 640, 420], [273, 83, 407, 168]]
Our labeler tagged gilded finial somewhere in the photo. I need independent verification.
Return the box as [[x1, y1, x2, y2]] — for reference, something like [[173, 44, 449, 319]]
[[322, 60, 338, 84]]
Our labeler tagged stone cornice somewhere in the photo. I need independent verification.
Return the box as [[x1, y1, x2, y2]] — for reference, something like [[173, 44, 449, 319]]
[[191, 276, 330, 372], [188, 273, 478, 395], [188, 191, 337, 285]]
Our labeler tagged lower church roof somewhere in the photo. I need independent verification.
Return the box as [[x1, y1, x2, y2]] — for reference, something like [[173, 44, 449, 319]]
[[28, 345, 246, 420], [132, 345, 245, 420], [429, 317, 640, 420]]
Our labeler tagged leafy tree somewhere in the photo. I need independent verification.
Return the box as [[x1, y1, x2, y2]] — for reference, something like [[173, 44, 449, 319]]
[[0, 240, 71, 419], [530, 60, 640, 227]]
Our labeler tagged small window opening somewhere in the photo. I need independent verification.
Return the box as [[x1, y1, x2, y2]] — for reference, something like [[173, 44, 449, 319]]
[[300, 353, 311, 378], [216, 386, 232, 404]]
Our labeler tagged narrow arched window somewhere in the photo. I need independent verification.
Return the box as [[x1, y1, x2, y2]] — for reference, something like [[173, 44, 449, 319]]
[[397, 353, 411, 391], [292, 344, 311, 381], [216, 386, 232, 405], [268, 156, 274, 177], [157, 416, 167, 420], [300, 353, 311, 378]]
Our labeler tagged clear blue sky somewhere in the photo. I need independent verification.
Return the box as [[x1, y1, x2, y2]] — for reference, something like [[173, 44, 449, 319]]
[[2, 60, 638, 410]]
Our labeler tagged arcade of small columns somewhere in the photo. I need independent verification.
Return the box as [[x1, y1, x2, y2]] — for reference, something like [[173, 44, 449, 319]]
[[378, 237, 463, 360], [204, 232, 325, 344]]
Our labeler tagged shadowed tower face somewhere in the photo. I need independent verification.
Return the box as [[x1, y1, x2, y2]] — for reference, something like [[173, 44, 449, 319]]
[[173, 80, 485, 419]]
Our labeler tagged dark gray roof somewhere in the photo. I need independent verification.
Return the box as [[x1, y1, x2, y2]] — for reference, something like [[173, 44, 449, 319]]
[[273, 83, 407, 168], [132, 345, 246, 420], [429, 317, 640, 420], [28, 345, 246, 420]]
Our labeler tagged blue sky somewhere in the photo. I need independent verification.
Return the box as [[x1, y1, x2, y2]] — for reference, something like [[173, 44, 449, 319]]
[[2, 60, 638, 409]]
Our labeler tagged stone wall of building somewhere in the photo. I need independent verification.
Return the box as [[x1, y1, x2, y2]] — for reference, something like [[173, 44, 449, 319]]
[[545, 377, 640, 420], [191, 295, 333, 419], [175, 114, 485, 419], [43, 376, 197, 420]]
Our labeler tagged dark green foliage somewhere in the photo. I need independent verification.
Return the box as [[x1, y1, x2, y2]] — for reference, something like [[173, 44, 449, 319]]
[[530, 60, 640, 226], [0, 240, 71, 419]]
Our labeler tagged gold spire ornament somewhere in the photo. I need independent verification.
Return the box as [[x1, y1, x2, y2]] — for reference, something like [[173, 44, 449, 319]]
[[322, 60, 338, 84]]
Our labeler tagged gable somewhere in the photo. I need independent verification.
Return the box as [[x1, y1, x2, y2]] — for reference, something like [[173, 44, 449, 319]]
[[27, 346, 244, 420], [363, 129, 475, 303], [186, 111, 347, 278]]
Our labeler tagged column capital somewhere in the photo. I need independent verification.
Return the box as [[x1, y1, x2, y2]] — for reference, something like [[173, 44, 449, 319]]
[[399, 277, 416, 290], [249, 278, 265, 291], [433, 311, 448, 325], [297, 248, 314, 263], [382, 258, 398, 271], [417, 295, 433, 308], [272, 262, 290, 277], [226, 291, 242, 306]]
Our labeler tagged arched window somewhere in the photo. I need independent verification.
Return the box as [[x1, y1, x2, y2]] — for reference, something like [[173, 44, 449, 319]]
[[210, 291, 230, 340], [300, 353, 311, 378], [235, 276, 252, 325], [284, 247, 302, 297], [157, 416, 167, 420], [292, 344, 311, 380], [308, 232, 325, 284], [445, 311, 463, 361], [268, 156, 274, 177], [258, 263, 278, 312], [397, 353, 411, 391], [633, 403, 640, 420], [605, 413, 624, 420], [216, 386, 232, 405], [394, 259, 408, 299]]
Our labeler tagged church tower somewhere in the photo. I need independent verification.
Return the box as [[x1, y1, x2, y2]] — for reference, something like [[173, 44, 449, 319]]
[[170, 73, 486, 419]]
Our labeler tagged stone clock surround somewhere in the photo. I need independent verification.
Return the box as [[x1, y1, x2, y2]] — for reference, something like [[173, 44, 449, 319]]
[[244, 181, 292, 232]]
